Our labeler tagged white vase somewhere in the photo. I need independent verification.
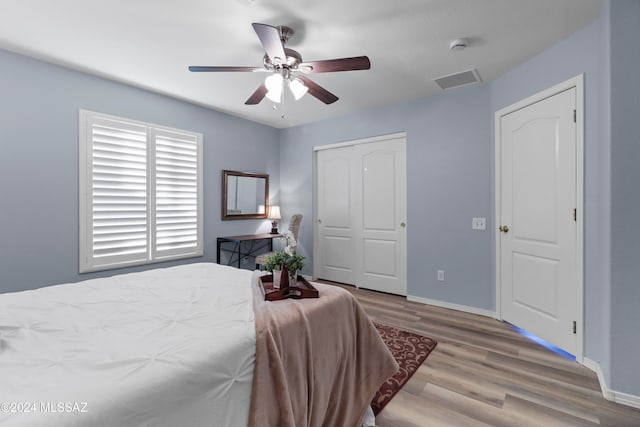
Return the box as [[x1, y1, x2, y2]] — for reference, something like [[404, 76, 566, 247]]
[[272, 269, 282, 289], [288, 270, 297, 286]]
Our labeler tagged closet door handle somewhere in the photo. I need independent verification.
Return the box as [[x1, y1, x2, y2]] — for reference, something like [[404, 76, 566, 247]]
[[400, 222, 406, 228]]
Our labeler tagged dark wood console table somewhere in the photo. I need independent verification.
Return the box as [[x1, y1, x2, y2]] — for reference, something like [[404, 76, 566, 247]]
[[216, 233, 282, 268]]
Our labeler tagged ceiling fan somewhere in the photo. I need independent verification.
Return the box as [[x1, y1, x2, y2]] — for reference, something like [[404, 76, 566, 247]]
[[188, 23, 370, 105]]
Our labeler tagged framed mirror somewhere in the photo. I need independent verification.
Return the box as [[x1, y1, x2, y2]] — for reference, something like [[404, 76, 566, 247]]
[[222, 170, 269, 220]]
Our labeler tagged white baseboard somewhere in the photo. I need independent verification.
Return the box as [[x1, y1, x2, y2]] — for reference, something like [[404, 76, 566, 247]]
[[406, 294, 495, 318], [583, 357, 640, 409], [582, 358, 615, 401], [614, 391, 640, 410]]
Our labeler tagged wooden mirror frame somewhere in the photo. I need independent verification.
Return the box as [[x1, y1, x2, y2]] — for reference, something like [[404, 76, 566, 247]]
[[222, 170, 269, 220]]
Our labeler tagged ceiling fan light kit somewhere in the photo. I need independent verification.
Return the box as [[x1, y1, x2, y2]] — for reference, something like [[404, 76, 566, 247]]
[[188, 23, 370, 107], [263, 70, 309, 103]]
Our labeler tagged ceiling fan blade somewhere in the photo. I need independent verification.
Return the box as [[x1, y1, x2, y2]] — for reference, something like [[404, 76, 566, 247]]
[[299, 56, 370, 73], [252, 23, 287, 65], [244, 83, 268, 105], [188, 66, 265, 72], [298, 76, 339, 104]]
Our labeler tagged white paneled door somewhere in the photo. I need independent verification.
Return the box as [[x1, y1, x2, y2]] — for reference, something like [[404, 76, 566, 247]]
[[498, 86, 581, 357], [316, 145, 356, 285], [316, 135, 407, 295]]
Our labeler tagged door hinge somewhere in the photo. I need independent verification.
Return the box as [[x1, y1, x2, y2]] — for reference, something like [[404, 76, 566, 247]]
[[573, 321, 577, 334], [573, 109, 577, 123], [573, 208, 577, 222]]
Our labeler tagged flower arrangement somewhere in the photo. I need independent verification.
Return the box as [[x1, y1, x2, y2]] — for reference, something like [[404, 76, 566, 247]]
[[263, 230, 305, 288], [282, 231, 304, 272], [282, 230, 296, 255]]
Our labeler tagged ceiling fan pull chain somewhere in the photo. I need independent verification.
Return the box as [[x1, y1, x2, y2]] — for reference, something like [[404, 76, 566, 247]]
[[281, 86, 286, 118]]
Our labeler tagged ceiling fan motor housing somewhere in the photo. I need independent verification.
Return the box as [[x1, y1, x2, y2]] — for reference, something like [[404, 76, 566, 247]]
[[263, 48, 303, 70], [277, 26, 294, 43]]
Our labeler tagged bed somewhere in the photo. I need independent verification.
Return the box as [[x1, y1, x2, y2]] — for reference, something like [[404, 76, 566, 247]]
[[0, 263, 397, 427]]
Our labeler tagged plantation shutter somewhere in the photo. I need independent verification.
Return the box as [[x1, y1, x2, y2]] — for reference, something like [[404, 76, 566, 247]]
[[85, 116, 149, 270], [152, 128, 202, 258], [80, 110, 202, 273]]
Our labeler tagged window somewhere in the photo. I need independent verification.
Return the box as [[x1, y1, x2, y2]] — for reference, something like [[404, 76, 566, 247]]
[[79, 110, 203, 273]]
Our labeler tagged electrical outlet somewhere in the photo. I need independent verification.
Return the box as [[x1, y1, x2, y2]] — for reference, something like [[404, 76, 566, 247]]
[[437, 270, 445, 281]]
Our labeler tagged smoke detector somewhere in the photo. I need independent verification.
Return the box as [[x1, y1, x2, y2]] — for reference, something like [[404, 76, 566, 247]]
[[449, 38, 468, 51]]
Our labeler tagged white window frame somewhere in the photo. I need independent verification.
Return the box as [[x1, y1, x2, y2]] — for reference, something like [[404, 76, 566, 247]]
[[79, 110, 203, 273]]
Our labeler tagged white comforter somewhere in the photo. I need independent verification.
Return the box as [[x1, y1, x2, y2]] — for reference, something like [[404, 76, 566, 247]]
[[0, 263, 256, 427]]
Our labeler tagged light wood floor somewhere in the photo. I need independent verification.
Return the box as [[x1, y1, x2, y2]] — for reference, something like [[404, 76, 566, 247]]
[[331, 283, 640, 427]]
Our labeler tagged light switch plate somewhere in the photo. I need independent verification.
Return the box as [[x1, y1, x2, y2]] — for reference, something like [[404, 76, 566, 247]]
[[472, 217, 486, 230]]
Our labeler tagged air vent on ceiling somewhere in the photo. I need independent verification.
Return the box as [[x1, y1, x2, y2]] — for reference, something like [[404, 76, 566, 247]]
[[433, 68, 482, 90]]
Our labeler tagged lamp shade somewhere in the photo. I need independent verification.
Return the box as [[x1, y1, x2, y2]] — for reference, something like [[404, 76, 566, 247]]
[[289, 78, 308, 100], [265, 73, 283, 103], [268, 205, 281, 220]]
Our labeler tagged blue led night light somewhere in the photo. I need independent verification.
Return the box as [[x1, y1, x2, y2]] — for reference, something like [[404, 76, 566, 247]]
[[510, 324, 576, 361]]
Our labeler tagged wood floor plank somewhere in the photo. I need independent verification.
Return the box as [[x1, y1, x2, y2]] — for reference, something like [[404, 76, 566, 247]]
[[419, 383, 520, 427], [486, 351, 602, 391], [377, 389, 495, 427], [506, 386, 602, 424], [318, 282, 640, 426], [502, 394, 601, 426]]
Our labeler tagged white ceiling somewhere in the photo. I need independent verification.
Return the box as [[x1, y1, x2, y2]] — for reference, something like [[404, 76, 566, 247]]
[[0, 0, 600, 129]]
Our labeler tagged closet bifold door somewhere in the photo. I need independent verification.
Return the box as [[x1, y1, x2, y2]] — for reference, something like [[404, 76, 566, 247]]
[[315, 135, 407, 296], [316, 145, 357, 285]]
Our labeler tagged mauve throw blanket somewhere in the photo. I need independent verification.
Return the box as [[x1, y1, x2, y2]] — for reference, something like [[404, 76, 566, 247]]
[[248, 280, 398, 427]]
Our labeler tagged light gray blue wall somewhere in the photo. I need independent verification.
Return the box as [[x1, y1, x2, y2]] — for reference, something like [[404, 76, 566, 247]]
[[280, 85, 494, 310], [609, 0, 640, 397], [490, 6, 612, 388], [0, 48, 280, 293]]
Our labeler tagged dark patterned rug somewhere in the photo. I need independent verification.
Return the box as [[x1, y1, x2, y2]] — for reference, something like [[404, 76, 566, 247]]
[[371, 322, 438, 415]]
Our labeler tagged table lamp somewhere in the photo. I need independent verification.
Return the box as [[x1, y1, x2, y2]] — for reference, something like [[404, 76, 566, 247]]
[[269, 205, 281, 234]]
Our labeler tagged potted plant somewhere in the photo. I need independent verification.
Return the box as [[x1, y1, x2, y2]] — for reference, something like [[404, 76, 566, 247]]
[[264, 251, 289, 289], [281, 230, 305, 285], [285, 252, 305, 285]]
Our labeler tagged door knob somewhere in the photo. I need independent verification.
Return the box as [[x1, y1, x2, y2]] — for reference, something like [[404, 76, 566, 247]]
[[318, 219, 322, 224], [400, 222, 406, 228], [499, 225, 509, 233]]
